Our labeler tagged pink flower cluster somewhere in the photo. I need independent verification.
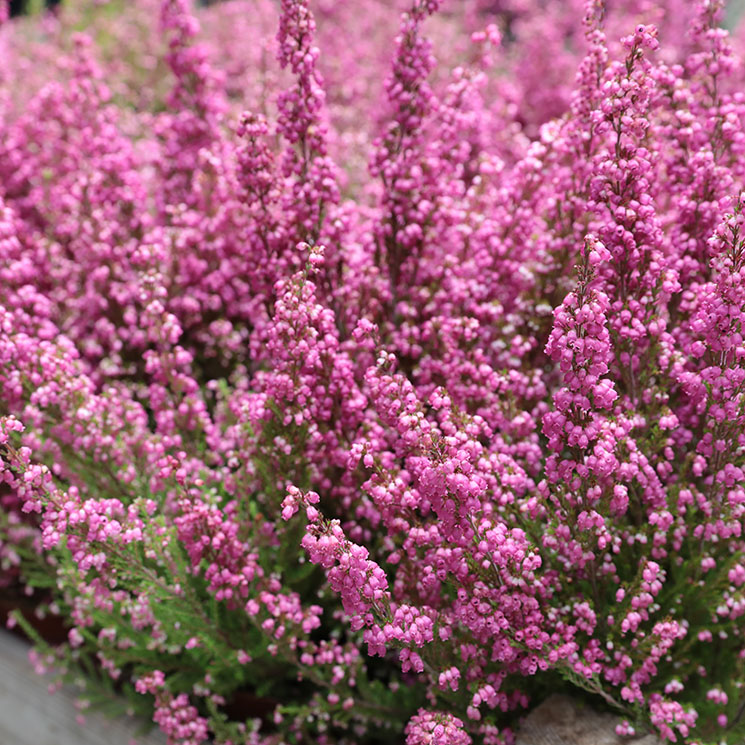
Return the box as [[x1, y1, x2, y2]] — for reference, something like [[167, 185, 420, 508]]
[[405, 709, 472, 745], [3, 0, 745, 744]]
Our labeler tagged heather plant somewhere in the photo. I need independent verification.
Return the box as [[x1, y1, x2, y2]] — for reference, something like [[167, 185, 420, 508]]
[[3, 0, 745, 744]]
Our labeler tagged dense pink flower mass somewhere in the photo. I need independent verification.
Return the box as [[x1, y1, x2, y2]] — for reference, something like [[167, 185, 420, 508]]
[[4, 0, 745, 743]]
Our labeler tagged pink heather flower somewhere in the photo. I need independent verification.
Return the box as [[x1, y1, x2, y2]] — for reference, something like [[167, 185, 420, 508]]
[[2, 1, 745, 743], [405, 710, 471, 745]]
